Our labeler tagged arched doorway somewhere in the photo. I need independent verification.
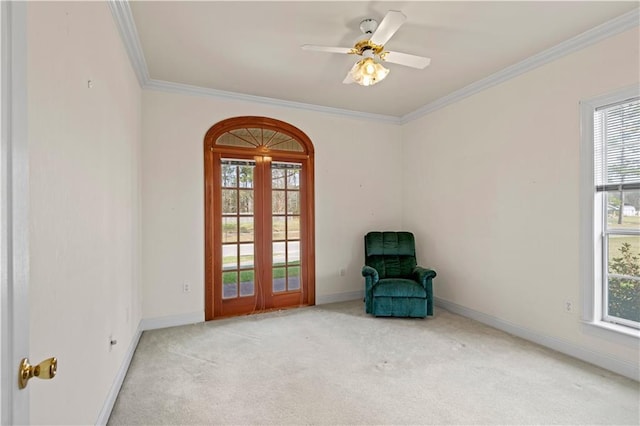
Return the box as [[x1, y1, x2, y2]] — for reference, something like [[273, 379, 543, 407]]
[[204, 117, 315, 319]]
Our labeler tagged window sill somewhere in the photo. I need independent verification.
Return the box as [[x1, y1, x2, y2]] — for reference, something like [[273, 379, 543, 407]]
[[583, 319, 640, 339]]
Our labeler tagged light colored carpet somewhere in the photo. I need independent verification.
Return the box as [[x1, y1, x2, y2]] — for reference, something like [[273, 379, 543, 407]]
[[108, 300, 639, 425]]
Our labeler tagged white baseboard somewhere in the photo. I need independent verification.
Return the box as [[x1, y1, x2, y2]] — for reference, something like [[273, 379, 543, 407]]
[[434, 297, 639, 381], [95, 323, 143, 426], [316, 290, 364, 305], [95, 311, 204, 425], [97, 296, 636, 425], [140, 311, 204, 331]]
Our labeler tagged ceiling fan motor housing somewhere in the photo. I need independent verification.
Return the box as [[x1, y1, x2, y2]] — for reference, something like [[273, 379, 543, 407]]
[[360, 18, 378, 35], [301, 9, 431, 84], [354, 18, 385, 56]]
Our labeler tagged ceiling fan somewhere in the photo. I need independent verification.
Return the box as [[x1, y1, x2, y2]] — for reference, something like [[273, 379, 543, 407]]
[[301, 10, 431, 87]]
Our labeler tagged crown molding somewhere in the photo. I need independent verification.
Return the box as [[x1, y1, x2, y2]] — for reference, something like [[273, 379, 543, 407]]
[[144, 79, 402, 124], [108, 1, 638, 125], [400, 7, 640, 124], [106, 0, 400, 124], [108, 0, 149, 86]]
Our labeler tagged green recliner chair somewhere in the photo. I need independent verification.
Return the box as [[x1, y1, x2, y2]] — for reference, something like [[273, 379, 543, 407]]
[[362, 231, 437, 318]]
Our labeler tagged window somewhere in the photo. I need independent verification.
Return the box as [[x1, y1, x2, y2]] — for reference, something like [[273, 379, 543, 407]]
[[581, 86, 640, 334]]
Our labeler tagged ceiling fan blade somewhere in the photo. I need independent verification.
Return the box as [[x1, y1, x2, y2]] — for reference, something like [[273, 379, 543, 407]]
[[301, 45, 353, 55], [369, 10, 406, 46], [382, 51, 431, 69]]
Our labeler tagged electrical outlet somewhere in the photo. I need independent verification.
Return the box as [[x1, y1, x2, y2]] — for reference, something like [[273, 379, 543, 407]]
[[183, 283, 191, 293], [339, 268, 346, 277], [564, 300, 574, 313]]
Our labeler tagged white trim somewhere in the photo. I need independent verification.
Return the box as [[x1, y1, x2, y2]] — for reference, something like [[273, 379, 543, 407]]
[[579, 97, 598, 324], [105, 0, 400, 124], [139, 311, 204, 331], [108, 1, 639, 124], [583, 319, 640, 339], [435, 297, 640, 381], [144, 79, 401, 124], [94, 324, 143, 426], [1, 2, 29, 424], [95, 311, 205, 424], [579, 85, 640, 333], [107, 0, 149, 86], [95, 297, 369, 422], [316, 290, 364, 305], [401, 8, 640, 123], [95, 297, 636, 423]]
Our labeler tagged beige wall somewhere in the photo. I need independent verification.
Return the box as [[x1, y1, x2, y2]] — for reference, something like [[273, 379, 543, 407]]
[[22, 1, 639, 422], [27, 2, 141, 424], [402, 28, 640, 366], [141, 90, 404, 319]]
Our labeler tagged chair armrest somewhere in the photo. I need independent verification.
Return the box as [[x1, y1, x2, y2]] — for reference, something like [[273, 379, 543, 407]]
[[413, 266, 436, 286], [413, 266, 436, 306], [362, 265, 379, 283], [362, 265, 380, 314]]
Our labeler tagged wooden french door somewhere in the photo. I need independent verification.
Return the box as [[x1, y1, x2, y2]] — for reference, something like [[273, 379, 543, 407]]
[[204, 117, 315, 320]]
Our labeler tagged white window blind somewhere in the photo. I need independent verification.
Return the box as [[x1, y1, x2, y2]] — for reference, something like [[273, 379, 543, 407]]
[[594, 98, 640, 191]]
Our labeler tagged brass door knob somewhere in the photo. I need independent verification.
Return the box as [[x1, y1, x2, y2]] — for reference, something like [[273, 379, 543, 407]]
[[18, 357, 57, 389]]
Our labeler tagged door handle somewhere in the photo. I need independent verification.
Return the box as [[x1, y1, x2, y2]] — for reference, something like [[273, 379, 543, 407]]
[[18, 357, 57, 389]]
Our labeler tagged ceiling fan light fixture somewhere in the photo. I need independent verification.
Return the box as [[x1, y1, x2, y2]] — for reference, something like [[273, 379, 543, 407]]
[[302, 10, 430, 85], [348, 57, 389, 87]]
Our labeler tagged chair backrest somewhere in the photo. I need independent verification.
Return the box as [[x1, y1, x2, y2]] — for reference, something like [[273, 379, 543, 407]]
[[364, 231, 417, 279]]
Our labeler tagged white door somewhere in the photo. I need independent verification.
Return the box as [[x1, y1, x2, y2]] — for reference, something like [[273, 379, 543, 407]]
[[1, 2, 30, 423]]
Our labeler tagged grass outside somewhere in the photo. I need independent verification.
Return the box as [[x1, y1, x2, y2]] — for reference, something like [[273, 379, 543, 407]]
[[222, 263, 300, 284], [607, 214, 640, 230]]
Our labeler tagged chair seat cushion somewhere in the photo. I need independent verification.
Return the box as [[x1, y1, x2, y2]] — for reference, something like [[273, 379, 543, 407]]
[[373, 279, 426, 298]]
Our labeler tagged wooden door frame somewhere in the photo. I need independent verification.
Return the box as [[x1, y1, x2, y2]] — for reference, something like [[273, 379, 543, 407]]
[[204, 117, 315, 320]]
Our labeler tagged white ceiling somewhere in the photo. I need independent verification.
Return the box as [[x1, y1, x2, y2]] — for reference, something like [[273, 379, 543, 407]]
[[128, 1, 639, 118]]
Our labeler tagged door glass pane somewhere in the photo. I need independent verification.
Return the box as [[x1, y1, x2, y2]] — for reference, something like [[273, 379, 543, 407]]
[[222, 271, 238, 299], [239, 216, 254, 242], [273, 241, 285, 266], [239, 270, 255, 297], [288, 266, 301, 290], [221, 164, 237, 187], [272, 190, 285, 214], [239, 189, 254, 214], [272, 168, 285, 189], [273, 267, 286, 292], [287, 169, 300, 189], [239, 243, 254, 269], [287, 216, 300, 240], [273, 216, 285, 240], [222, 189, 237, 214], [287, 191, 300, 214], [238, 166, 254, 188], [222, 217, 237, 243], [288, 241, 300, 264], [222, 244, 238, 270]]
